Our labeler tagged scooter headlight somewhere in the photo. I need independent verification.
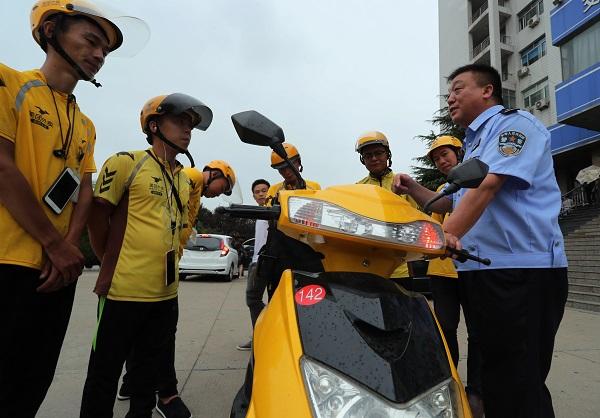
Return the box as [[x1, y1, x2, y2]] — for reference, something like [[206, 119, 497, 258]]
[[301, 357, 464, 418], [288, 197, 444, 250]]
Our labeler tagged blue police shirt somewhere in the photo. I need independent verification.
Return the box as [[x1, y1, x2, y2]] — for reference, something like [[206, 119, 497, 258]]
[[452, 105, 568, 271]]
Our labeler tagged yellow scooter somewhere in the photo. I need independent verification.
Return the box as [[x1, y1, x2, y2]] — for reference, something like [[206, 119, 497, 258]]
[[220, 111, 490, 418]]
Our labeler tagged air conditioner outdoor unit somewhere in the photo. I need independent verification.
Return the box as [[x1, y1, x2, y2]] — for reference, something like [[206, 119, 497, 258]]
[[528, 15, 540, 28], [517, 67, 530, 78], [535, 98, 549, 110], [552, 0, 562, 5]]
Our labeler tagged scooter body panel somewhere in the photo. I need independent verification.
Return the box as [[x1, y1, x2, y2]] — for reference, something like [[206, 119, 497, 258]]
[[248, 269, 472, 417], [293, 270, 452, 404]]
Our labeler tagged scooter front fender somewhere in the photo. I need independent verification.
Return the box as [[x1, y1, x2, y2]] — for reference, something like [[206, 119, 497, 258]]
[[247, 269, 312, 417]]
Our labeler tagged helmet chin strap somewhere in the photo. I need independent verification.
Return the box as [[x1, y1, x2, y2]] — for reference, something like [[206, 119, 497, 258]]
[[44, 33, 102, 88], [155, 126, 195, 168]]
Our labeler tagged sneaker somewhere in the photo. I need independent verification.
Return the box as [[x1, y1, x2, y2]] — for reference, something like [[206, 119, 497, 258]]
[[236, 340, 252, 351], [117, 383, 131, 401], [156, 397, 192, 418]]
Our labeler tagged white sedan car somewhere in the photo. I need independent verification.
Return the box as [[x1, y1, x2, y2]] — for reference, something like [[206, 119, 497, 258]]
[[179, 234, 239, 281]]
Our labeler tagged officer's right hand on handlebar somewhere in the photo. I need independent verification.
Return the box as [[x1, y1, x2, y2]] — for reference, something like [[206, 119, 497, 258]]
[[443, 232, 491, 266], [442, 231, 462, 260]]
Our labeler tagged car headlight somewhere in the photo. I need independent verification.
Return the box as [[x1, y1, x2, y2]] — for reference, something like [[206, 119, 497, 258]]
[[301, 357, 464, 418], [288, 197, 444, 250]]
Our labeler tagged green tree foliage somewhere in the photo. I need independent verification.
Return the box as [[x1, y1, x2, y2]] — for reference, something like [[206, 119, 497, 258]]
[[195, 206, 255, 240], [411, 104, 465, 191]]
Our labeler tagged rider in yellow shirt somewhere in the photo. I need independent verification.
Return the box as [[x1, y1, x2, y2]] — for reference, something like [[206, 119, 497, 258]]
[[82, 93, 215, 418], [115, 160, 236, 418], [180, 161, 237, 250], [354, 131, 418, 279], [266, 142, 321, 204], [0, 1, 142, 414]]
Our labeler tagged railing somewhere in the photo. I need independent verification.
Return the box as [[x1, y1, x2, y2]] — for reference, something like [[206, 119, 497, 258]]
[[471, 1, 489, 23], [560, 179, 600, 217], [472, 37, 490, 58]]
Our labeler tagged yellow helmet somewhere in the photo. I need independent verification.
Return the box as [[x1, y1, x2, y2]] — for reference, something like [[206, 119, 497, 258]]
[[427, 135, 463, 160], [140, 93, 213, 137], [204, 160, 236, 196], [271, 143, 300, 169], [355, 131, 390, 153], [30, 0, 123, 52]]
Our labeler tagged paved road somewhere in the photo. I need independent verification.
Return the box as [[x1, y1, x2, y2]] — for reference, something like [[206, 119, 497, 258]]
[[38, 270, 600, 417]]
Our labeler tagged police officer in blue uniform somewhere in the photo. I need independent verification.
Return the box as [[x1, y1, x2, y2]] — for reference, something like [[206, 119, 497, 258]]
[[393, 63, 568, 418]]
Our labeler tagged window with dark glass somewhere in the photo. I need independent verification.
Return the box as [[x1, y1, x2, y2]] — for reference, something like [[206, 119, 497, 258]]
[[520, 36, 546, 66]]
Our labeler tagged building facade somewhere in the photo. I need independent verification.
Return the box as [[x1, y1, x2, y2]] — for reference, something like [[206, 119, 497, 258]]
[[438, 0, 600, 192]]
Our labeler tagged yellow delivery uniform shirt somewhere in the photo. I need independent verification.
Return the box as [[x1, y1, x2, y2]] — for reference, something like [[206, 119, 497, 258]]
[[0, 64, 96, 269], [93, 149, 189, 302], [180, 166, 204, 251]]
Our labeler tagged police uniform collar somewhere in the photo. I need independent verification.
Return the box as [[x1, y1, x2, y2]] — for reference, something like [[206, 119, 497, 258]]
[[467, 105, 504, 133]]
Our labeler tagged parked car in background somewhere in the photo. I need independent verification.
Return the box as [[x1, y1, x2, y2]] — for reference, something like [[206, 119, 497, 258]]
[[179, 234, 239, 281], [241, 238, 255, 268]]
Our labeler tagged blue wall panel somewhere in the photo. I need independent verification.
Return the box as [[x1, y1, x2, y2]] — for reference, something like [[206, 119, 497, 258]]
[[550, 123, 600, 155], [555, 62, 600, 121]]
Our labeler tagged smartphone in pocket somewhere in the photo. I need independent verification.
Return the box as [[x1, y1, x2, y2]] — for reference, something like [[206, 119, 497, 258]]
[[43, 167, 81, 215]]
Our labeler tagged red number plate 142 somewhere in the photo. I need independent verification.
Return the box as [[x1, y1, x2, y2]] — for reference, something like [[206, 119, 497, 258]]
[[295, 284, 326, 306]]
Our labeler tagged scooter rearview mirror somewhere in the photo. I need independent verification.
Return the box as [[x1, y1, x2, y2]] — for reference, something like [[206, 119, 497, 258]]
[[446, 158, 489, 189], [231, 110, 285, 147], [422, 159, 489, 213]]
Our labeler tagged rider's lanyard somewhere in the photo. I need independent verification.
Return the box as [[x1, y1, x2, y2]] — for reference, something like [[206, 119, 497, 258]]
[[145, 150, 184, 245], [48, 86, 76, 161]]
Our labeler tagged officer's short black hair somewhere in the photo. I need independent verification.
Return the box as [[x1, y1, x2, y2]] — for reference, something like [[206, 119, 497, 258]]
[[251, 179, 270, 192], [448, 64, 504, 105]]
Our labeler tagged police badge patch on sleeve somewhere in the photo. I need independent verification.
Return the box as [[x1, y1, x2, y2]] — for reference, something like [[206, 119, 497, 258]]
[[498, 131, 526, 157]]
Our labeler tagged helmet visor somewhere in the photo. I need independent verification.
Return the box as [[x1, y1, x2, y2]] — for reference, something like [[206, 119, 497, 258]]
[[160, 93, 213, 131], [218, 181, 243, 205], [74, 0, 150, 56]]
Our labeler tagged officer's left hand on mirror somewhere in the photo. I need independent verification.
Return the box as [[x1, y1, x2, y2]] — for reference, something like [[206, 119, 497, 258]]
[[442, 231, 462, 260]]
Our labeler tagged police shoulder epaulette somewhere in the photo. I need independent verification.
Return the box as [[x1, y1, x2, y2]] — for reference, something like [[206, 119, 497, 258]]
[[500, 108, 518, 115], [116, 151, 134, 159]]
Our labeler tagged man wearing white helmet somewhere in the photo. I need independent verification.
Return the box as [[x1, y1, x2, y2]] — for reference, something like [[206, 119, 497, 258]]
[[0, 1, 144, 416]]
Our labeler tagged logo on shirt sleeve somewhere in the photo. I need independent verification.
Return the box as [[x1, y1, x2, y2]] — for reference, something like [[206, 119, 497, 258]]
[[498, 131, 526, 157], [99, 166, 117, 193]]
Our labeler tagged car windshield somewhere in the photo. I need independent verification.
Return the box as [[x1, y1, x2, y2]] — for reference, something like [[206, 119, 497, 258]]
[[185, 237, 221, 251]]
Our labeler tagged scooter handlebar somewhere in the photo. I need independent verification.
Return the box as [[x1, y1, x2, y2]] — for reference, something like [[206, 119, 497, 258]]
[[446, 247, 491, 266], [215, 204, 281, 220]]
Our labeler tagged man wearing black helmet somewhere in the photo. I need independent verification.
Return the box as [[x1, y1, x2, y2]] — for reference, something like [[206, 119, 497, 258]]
[[80, 93, 212, 418], [0, 1, 145, 416]]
